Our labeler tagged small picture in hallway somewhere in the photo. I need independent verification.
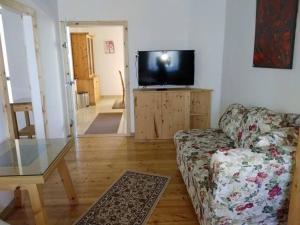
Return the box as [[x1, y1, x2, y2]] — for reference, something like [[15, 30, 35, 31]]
[[253, 0, 299, 69], [105, 40, 115, 54]]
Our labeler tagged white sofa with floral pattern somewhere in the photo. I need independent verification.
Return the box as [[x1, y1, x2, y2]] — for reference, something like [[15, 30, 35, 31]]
[[174, 104, 300, 225]]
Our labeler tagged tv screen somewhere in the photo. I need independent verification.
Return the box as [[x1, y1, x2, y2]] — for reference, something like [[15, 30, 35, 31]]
[[138, 50, 195, 86]]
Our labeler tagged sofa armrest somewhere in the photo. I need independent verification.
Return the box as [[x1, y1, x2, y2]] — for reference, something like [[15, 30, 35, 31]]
[[209, 146, 295, 221]]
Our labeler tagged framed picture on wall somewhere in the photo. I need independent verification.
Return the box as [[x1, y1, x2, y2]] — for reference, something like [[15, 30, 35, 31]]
[[104, 40, 115, 54], [253, 0, 299, 69]]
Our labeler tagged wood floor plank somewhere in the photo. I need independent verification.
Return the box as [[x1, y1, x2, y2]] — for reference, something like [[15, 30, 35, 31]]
[[6, 137, 198, 225]]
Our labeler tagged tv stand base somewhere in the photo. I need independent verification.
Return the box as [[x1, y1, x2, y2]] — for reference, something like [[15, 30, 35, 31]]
[[133, 88, 213, 140]]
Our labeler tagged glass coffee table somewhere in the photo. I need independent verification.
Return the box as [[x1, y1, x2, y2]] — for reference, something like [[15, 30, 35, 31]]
[[0, 138, 78, 225]]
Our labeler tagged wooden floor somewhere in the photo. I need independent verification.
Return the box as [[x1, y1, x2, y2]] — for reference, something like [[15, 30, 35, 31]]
[[6, 137, 199, 225]]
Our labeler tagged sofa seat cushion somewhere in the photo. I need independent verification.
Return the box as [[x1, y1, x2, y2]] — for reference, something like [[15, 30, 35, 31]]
[[238, 107, 284, 148], [175, 129, 235, 175], [175, 129, 234, 224], [219, 104, 248, 144]]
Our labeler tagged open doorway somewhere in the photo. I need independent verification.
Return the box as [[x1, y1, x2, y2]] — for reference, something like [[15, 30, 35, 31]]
[[61, 22, 130, 137]]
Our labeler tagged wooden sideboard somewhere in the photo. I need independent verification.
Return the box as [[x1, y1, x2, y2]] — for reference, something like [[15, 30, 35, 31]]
[[134, 88, 212, 140], [71, 33, 95, 80], [71, 32, 100, 105]]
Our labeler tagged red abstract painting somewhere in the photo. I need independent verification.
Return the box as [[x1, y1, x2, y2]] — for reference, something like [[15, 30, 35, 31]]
[[253, 0, 299, 69]]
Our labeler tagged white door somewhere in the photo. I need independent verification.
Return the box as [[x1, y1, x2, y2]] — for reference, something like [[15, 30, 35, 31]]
[[59, 22, 77, 137]]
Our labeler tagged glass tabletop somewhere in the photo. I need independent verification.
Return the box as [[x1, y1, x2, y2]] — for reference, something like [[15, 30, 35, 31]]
[[0, 138, 72, 177]]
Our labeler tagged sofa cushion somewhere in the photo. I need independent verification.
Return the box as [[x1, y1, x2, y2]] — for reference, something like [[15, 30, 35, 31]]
[[238, 107, 284, 148], [175, 129, 234, 223], [210, 145, 295, 224], [175, 129, 235, 183], [175, 129, 234, 187], [219, 103, 248, 144], [251, 127, 299, 148]]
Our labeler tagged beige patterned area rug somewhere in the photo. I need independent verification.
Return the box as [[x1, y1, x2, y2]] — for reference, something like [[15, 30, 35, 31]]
[[74, 170, 170, 225]]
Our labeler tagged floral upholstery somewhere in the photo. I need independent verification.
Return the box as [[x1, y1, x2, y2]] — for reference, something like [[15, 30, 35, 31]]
[[210, 146, 295, 225], [283, 113, 300, 128], [175, 129, 234, 224], [251, 127, 299, 148], [237, 107, 284, 148], [175, 104, 299, 225], [219, 104, 248, 145]]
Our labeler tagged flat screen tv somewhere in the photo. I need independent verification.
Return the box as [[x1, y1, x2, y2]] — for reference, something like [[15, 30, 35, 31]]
[[138, 50, 195, 86]]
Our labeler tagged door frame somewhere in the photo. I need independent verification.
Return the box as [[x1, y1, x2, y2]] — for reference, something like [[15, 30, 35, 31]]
[[60, 20, 132, 136], [0, 0, 48, 139]]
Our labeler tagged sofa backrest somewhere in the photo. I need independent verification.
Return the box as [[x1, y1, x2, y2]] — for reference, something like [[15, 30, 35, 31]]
[[250, 127, 299, 148], [219, 104, 248, 145], [283, 113, 300, 128], [237, 107, 284, 148], [220, 104, 300, 148]]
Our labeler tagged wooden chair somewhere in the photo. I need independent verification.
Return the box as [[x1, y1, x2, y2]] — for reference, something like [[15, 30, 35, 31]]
[[288, 130, 300, 225], [10, 102, 35, 139], [112, 71, 125, 109], [119, 70, 125, 105]]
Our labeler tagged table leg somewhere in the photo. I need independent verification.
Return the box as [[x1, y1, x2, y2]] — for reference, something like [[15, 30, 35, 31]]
[[57, 159, 78, 205], [26, 184, 48, 225], [14, 186, 23, 208]]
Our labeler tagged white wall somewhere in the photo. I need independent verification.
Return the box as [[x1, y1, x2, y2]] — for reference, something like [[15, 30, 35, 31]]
[[188, 0, 227, 126], [58, 0, 191, 131], [221, 0, 300, 115], [70, 26, 125, 96]]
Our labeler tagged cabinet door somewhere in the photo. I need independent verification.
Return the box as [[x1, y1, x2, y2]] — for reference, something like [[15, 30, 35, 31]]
[[134, 92, 162, 140], [71, 33, 89, 79], [161, 91, 190, 139], [190, 91, 211, 129], [190, 115, 210, 129], [190, 91, 211, 116]]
